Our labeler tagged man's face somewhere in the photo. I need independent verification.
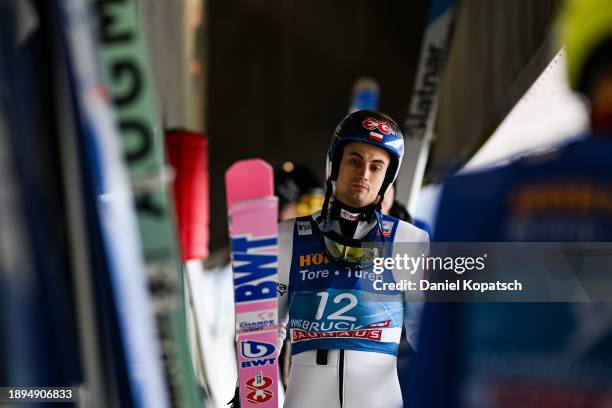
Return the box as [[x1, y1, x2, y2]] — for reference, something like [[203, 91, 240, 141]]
[[335, 141, 390, 208]]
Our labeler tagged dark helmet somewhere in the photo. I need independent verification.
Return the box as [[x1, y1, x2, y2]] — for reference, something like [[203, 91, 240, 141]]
[[320, 111, 405, 263], [325, 110, 405, 199]]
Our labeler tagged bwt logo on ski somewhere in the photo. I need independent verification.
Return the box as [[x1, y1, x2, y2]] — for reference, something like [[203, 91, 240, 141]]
[[240, 340, 276, 368], [241, 340, 275, 359], [231, 236, 277, 302]]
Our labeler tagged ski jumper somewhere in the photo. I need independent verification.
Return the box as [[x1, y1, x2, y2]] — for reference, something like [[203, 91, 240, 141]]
[[278, 211, 429, 408]]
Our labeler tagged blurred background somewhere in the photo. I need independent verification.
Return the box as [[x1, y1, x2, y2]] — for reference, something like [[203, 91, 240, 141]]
[[139, 0, 580, 251]]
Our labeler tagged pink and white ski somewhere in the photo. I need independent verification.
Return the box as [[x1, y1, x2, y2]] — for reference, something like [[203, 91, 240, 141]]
[[226, 159, 279, 408]]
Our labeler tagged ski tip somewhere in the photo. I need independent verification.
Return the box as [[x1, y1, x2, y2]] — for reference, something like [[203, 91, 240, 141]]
[[225, 159, 274, 207]]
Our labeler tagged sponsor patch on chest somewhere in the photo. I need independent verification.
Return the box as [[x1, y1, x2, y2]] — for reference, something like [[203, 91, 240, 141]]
[[376, 220, 394, 237]]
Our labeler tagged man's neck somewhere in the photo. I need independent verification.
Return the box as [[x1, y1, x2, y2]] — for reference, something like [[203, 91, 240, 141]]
[[329, 198, 377, 239], [330, 198, 375, 220]]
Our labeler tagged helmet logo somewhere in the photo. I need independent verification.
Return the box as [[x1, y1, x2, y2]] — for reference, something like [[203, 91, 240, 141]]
[[362, 118, 392, 135], [369, 132, 384, 142], [362, 118, 379, 130]]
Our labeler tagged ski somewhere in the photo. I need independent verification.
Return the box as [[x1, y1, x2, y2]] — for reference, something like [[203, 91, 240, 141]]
[[53, 0, 171, 406], [0, 0, 85, 397], [399, 0, 457, 210], [93, 1, 203, 406], [226, 159, 279, 408]]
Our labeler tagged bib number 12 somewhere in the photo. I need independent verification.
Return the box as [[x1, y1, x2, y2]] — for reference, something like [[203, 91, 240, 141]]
[[314, 292, 358, 321]]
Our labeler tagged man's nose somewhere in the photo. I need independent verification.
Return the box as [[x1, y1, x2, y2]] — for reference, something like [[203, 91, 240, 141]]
[[356, 165, 369, 180]]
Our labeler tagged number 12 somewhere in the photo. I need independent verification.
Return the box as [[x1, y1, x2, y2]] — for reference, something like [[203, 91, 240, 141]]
[[314, 292, 358, 321]]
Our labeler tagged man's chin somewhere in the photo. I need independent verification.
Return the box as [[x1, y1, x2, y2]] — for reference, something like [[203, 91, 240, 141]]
[[336, 191, 375, 208], [347, 195, 375, 208]]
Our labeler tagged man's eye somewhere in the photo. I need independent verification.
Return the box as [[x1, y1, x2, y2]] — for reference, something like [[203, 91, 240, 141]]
[[352, 159, 360, 165], [372, 166, 382, 172]]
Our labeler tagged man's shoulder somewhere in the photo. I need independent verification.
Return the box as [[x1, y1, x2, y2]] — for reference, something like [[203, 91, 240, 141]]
[[391, 217, 429, 243], [278, 211, 321, 237], [278, 217, 297, 228], [278, 218, 296, 238]]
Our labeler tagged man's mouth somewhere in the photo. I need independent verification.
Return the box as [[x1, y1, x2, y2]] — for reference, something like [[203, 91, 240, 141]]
[[351, 183, 369, 192]]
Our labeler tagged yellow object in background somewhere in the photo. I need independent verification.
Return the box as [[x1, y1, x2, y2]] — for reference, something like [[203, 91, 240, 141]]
[[558, 0, 612, 91]]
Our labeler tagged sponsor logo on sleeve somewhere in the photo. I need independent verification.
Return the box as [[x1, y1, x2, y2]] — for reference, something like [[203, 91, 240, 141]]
[[297, 220, 312, 236]]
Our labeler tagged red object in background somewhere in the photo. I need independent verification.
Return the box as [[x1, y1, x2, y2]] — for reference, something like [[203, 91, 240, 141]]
[[165, 129, 209, 262]]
